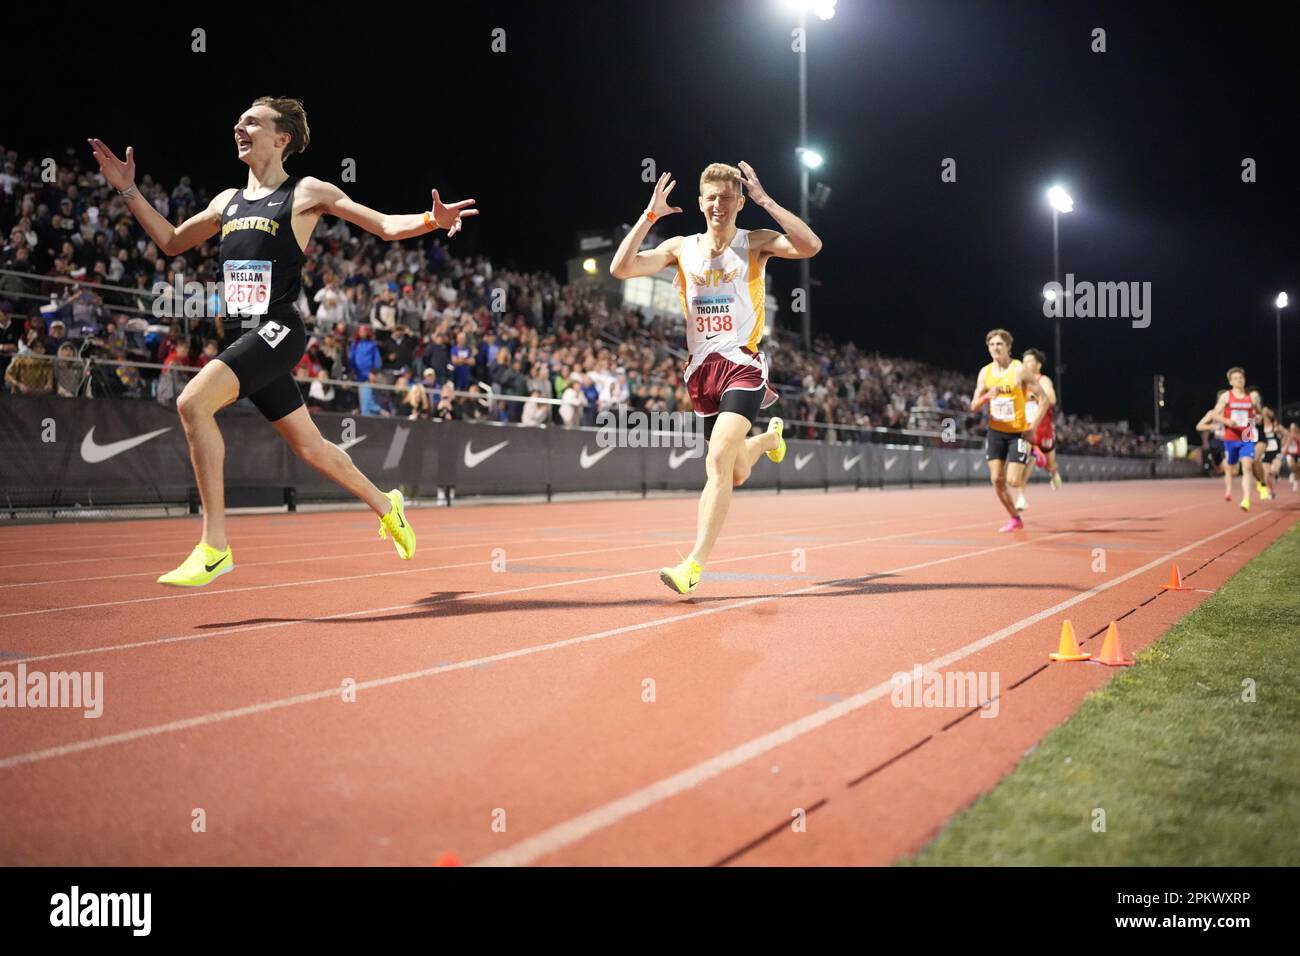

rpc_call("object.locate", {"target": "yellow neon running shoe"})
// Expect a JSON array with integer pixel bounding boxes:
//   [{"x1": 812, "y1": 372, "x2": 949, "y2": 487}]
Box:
[
  {"x1": 1257, "y1": 482, "x2": 1272, "y2": 501},
  {"x1": 766, "y1": 417, "x2": 787, "y2": 463},
  {"x1": 157, "y1": 541, "x2": 233, "y2": 587},
  {"x1": 378, "y1": 489, "x2": 416, "y2": 559},
  {"x1": 1240, "y1": 496, "x2": 1251, "y2": 512},
  {"x1": 659, "y1": 556, "x2": 702, "y2": 595}
]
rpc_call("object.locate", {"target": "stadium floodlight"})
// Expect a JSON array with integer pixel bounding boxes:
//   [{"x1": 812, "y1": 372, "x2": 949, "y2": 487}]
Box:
[
  {"x1": 797, "y1": 147, "x2": 825, "y2": 170},
  {"x1": 1047, "y1": 185, "x2": 1074, "y2": 214},
  {"x1": 781, "y1": 0, "x2": 837, "y2": 20},
  {"x1": 582, "y1": 258, "x2": 598, "y2": 275},
  {"x1": 1043, "y1": 288, "x2": 1058, "y2": 302},
  {"x1": 1277, "y1": 292, "x2": 1289, "y2": 309}
]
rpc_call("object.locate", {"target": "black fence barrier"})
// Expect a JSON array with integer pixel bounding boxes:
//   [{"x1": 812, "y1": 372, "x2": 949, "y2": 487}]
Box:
[{"x1": 0, "y1": 396, "x2": 1201, "y2": 510}]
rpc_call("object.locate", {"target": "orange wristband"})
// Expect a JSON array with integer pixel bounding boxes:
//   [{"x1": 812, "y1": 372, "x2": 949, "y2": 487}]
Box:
[
  {"x1": 423, "y1": 211, "x2": 434, "y2": 231},
  {"x1": 643, "y1": 210, "x2": 657, "y2": 223}
]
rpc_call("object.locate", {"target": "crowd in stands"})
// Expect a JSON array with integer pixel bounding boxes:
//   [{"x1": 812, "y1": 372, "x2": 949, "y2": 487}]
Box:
[{"x1": 0, "y1": 143, "x2": 1159, "y2": 456}]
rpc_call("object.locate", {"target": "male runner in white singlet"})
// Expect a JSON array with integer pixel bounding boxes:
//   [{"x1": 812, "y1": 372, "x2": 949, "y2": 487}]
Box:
[{"x1": 610, "y1": 163, "x2": 821, "y2": 594}]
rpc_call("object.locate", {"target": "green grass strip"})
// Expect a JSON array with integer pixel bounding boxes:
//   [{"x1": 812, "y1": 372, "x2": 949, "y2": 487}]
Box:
[{"x1": 908, "y1": 522, "x2": 1300, "y2": 866}]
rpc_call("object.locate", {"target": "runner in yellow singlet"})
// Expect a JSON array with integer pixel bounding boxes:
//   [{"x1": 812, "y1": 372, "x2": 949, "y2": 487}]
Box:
[{"x1": 970, "y1": 328, "x2": 1049, "y2": 532}]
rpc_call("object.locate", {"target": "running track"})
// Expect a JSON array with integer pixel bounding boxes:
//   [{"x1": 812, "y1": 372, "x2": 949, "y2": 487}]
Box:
[{"x1": 1, "y1": 480, "x2": 1295, "y2": 865}]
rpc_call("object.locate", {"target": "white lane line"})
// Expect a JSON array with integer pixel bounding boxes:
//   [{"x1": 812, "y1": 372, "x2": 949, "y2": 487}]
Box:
[
  {"x1": 0, "y1": 519, "x2": 686, "y2": 570},
  {"x1": 473, "y1": 511, "x2": 1269, "y2": 866},
  {"x1": 0, "y1": 500, "x2": 1208, "y2": 769},
  {"x1": 0, "y1": 527, "x2": 716, "y2": 590},
  {"x1": 0, "y1": 505, "x2": 997, "y2": 619}
]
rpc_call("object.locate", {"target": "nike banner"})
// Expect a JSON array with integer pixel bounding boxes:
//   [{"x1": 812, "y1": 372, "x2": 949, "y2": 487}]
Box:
[{"x1": 0, "y1": 396, "x2": 1199, "y2": 507}]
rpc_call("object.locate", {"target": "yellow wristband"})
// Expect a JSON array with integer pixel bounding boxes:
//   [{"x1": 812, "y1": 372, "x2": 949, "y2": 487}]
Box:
[{"x1": 423, "y1": 211, "x2": 434, "y2": 231}]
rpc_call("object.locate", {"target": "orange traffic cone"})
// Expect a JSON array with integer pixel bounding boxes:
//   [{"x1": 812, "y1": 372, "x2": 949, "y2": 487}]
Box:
[
  {"x1": 436, "y1": 851, "x2": 462, "y2": 867},
  {"x1": 1159, "y1": 564, "x2": 1192, "y2": 591},
  {"x1": 1096, "y1": 621, "x2": 1135, "y2": 666},
  {"x1": 1049, "y1": 620, "x2": 1091, "y2": 662}
]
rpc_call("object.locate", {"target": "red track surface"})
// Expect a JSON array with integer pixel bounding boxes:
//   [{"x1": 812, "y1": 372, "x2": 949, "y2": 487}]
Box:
[{"x1": 1, "y1": 480, "x2": 1295, "y2": 866}]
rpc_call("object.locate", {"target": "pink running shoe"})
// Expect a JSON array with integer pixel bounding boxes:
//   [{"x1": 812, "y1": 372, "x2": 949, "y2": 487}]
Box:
[
  {"x1": 1031, "y1": 446, "x2": 1047, "y2": 469},
  {"x1": 999, "y1": 516, "x2": 1024, "y2": 533}
]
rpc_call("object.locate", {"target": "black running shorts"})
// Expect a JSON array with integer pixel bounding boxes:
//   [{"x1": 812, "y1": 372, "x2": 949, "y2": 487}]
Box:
[
  {"x1": 217, "y1": 307, "x2": 307, "y2": 422},
  {"x1": 984, "y1": 428, "x2": 1030, "y2": 465}
]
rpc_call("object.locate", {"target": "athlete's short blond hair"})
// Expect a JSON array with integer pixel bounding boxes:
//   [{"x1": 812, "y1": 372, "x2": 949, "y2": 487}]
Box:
[
  {"x1": 700, "y1": 163, "x2": 742, "y2": 194},
  {"x1": 986, "y1": 328, "x2": 1013, "y2": 348}
]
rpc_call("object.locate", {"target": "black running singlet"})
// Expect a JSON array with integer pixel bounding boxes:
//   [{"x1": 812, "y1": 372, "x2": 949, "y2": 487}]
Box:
[{"x1": 218, "y1": 177, "x2": 305, "y2": 315}]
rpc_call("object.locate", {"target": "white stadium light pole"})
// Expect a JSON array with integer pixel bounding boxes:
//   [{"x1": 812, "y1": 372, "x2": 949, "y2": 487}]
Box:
[
  {"x1": 1276, "y1": 291, "x2": 1289, "y2": 416},
  {"x1": 782, "y1": 0, "x2": 836, "y2": 352},
  {"x1": 1046, "y1": 185, "x2": 1074, "y2": 411}
]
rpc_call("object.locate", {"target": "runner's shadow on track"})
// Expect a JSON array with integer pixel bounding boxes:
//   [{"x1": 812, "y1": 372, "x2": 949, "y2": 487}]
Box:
[
  {"x1": 194, "y1": 580, "x2": 1084, "y2": 627},
  {"x1": 1037, "y1": 527, "x2": 1162, "y2": 534}
]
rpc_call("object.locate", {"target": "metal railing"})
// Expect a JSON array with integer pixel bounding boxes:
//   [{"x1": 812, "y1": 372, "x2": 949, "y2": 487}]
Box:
[{"x1": 3, "y1": 351, "x2": 1171, "y2": 454}]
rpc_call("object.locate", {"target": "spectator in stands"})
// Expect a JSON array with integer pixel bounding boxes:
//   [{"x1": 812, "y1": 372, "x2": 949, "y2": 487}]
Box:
[
  {"x1": 317, "y1": 331, "x2": 342, "y2": 378},
  {"x1": 156, "y1": 340, "x2": 193, "y2": 406},
  {"x1": 307, "y1": 369, "x2": 336, "y2": 413},
  {"x1": 44, "y1": 319, "x2": 68, "y2": 354},
  {"x1": 559, "y1": 375, "x2": 584, "y2": 427},
  {"x1": 358, "y1": 369, "x2": 390, "y2": 417},
  {"x1": 580, "y1": 373, "x2": 599, "y2": 427},
  {"x1": 294, "y1": 339, "x2": 324, "y2": 381},
  {"x1": 312, "y1": 275, "x2": 349, "y2": 333},
  {"x1": 397, "y1": 284, "x2": 422, "y2": 329},
  {"x1": 420, "y1": 329, "x2": 451, "y2": 384},
  {"x1": 5, "y1": 338, "x2": 53, "y2": 394},
  {"x1": 109, "y1": 348, "x2": 144, "y2": 398},
  {"x1": 0, "y1": 305, "x2": 20, "y2": 380},
  {"x1": 419, "y1": 367, "x2": 437, "y2": 401},
  {"x1": 398, "y1": 373, "x2": 431, "y2": 419},
  {"x1": 54, "y1": 342, "x2": 83, "y2": 397},
  {"x1": 348, "y1": 324, "x2": 381, "y2": 383},
  {"x1": 432, "y1": 381, "x2": 456, "y2": 421},
  {"x1": 370, "y1": 288, "x2": 397, "y2": 336},
  {"x1": 522, "y1": 389, "x2": 551, "y2": 426},
  {"x1": 196, "y1": 339, "x2": 220, "y2": 368},
  {"x1": 450, "y1": 331, "x2": 473, "y2": 390},
  {"x1": 458, "y1": 383, "x2": 487, "y2": 422},
  {"x1": 385, "y1": 324, "x2": 417, "y2": 373}
]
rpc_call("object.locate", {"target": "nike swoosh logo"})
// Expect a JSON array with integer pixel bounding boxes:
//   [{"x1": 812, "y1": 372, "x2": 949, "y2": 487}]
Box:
[
  {"x1": 580, "y1": 445, "x2": 616, "y2": 469},
  {"x1": 80, "y1": 426, "x2": 172, "y2": 464},
  {"x1": 883, "y1": 455, "x2": 898, "y2": 470},
  {"x1": 668, "y1": 447, "x2": 702, "y2": 469},
  {"x1": 842, "y1": 454, "x2": 863, "y2": 471},
  {"x1": 337, "y1": 435, "x2": 368, "y2": 453},
  {"x1": 947, "y1": 459, "x2": 960, "y2": 471},
  {"x1": 464, "y1": 440, "x2": 510, "y2": 468},
  {"x1": 794, "y1": 452, "x2": 814, "y2": 470},
  {"x1": 268, "y1": 201, "x2": 283, "y2": 206},
  {"x1": 918, "y1": 458, "x2": 931, "y2": 471},
  {"x1": 204, "y1": 553, "x2": 228, "y2": 573}
]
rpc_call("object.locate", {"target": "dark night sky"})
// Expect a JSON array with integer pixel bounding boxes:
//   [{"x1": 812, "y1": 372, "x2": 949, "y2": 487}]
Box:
[{"x1": 9, "y1": 0, "x2": 1297, "y2": 435}]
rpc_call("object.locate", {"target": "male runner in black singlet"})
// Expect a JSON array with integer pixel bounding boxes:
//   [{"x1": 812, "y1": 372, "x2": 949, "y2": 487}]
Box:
[{"x1": 89, "y1": 97, "x2": 477, "y2": 585}]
